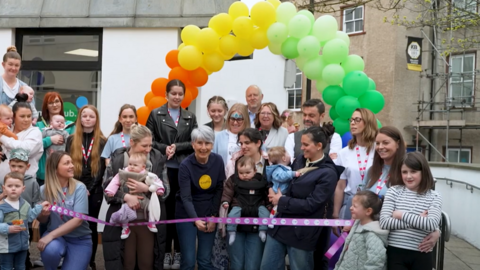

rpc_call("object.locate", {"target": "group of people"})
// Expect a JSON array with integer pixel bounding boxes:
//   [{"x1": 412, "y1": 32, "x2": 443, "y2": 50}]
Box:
[{"x1": 0, "y1": 44, "x2": 443, "y2": 270}]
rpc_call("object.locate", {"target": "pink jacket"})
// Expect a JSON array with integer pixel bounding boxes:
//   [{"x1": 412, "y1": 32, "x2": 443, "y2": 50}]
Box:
[{"x1": 105, "y1": 168, "x2": 165, "y2": 196}]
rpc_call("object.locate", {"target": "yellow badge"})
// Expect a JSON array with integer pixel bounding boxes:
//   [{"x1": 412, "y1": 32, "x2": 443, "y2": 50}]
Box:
[{"x1": 199, "y1": 175, "x2": 212, "y2": 190}]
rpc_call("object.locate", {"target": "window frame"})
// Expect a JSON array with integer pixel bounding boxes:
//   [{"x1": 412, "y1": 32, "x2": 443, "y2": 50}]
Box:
[
  {"x1": 448, "y1": 53, "x2": 476, "y2": 107},
  {"x1": 452, "y1": 0, "x2": 478, "y2": 14},
  {"x1": 286, "y1": 68, "x2": 303, "y2": 111},
  {"x1": 341, "y1": 5, "x2": 365, "y2": 35},
  {"x1": 442, "y1": 146, "x2": 472, "y2": 163}
]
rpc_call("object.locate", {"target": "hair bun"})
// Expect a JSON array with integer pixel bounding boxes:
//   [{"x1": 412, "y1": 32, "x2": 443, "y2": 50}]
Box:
[
  {"x1": 15, "y1": 93, "x2": 28, "y2": 103},
  {"x1": 7, "y1": 46, "x2": 17, "y2": 53}
]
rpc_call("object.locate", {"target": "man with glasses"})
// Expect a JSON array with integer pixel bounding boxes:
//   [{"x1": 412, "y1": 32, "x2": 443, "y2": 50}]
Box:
[{"x1": 245, "y1": 85, "x2": 263, "y2": 128}]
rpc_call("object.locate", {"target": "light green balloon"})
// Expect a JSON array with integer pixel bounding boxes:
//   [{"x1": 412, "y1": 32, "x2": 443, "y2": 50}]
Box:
[
  {"x1": 297, "y1": 35, "x2": 320, "y2": 59},
  {"x1": 335, "y1": 31, "x2": 350, "y2": 46},
  {"x1": 368, "y1": 78, "x2": 376, "y2": 90},
  {"x1": 298, "y1": 10, "x2": 315, "y2": 25},
  {"x1": 281, "y1": 37, "x2": 300, "y2": 59},
  {"x1": 288, "y1": 15, "x2": 312, "y2": 39},
  {"x1": 342, "y1": 55, "x2": 365, "y2": 74},
  {"x1": 316, "y1": 80, "x2": 329, "y2": 94},
  {"x1": 303, "y1": 56, "x2": 326, "y2": 80},
  {"x1": 323, "y1": 39, "x2": 349, "y2": 64},
  {"x1": 333, "y1": 118, "x2": 350, "y2": 135},
  {"x1": 295, "y1": 56, "x2": 309, "y2": 70},
  {"x1": 335, "y1": 96, "x2": 361, "y2": 120},
  {"x1": 322, "y1": 64, "x2": 345, "y2": 85},
  {"x1": 267, "y1": 22, "x2": 288, "y2": 43},
  {"x1": 342, "y1": 71, "x2": 369, "y2": 98},
  {"x1": 268, "y1": 42, "x2": 282, "y2": 55},
  {"x1": 312, "y1": 15, "x2": 338, "y2": 42},
  {"x1": 276, "y1": 2, "x2": 297, "y2": 25},
  {"x1": 322, "y1": 85, "x2": 345, "y2": 106}
]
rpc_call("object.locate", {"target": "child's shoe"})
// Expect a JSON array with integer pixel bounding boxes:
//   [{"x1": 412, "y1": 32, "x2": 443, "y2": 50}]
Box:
[
  {"x1": 148, "y1": 223, "x2": 158, "y2": 233},
  {"x1": 259, "y1": 231, "x2": 266, "y2": 242},
  {"x1": 228, "y1": 232, "x2": 236, "y2": 246},
  {"x1": 121, "y1": 226, "x2": 131, "y2": 239}
]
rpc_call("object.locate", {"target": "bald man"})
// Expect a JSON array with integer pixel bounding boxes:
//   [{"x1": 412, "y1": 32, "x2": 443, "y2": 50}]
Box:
[{"x1": 245, "y1": 85, "x2": 264, "y2": 127}]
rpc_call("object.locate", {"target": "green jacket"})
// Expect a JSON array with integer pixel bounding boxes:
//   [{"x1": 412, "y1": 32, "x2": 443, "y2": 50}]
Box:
[{"x1": 36, "y1": 118, "x2": 75, "y2": 180}]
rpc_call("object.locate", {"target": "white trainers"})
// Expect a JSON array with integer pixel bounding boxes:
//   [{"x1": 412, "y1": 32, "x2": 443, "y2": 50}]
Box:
[
  {"x1": 121, "y1": 226, "x2": 131, "y2": 239},
  {"x1": 164, "y1": 253, "x2": 172, "y2": 269},
  {"x1": 148, "y1": 224, "x2": 158, "y2": 233},
  {"x1": 171, "y1": 252, "x2": 181, "y2": 269}
]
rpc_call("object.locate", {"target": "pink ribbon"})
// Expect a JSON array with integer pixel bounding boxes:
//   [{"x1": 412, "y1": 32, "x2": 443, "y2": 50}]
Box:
[{"x1": 325, "y1": 232, "x2": 348, "y2": 259}]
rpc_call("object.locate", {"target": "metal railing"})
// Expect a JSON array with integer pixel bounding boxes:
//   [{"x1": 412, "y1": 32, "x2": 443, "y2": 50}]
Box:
[
  {"x1": 435, "y1": 177, "x2": 480, "y2": 193},
  {"x1": 433, "y1": 211, "x2": 452, "y2": 270}
]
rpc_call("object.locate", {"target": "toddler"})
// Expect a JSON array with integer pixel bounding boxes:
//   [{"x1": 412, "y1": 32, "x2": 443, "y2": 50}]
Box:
[
  {"x1": 221, "y1": 156, "x2": 269, "y2": 245},
  {"x1": 9, "y1": 87, "x2": 38, "y2": 125},
  {"x1": 0, "y1": 105, "x2": 18, "y2": 161},
  {"x1": 105, "y1": 153, "x2": 165, "y2": 239},
  {"x1": 334, "y1": 190, "x2": 389, "y2": 270},
  {"x1": 41, "y1": 115, "x2": 69, "y2": 159}
]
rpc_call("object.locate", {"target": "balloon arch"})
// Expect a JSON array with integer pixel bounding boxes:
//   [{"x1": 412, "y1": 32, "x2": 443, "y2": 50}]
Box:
[{"x1": 137, "y1": 0, "x2": 385, "y2": 136}]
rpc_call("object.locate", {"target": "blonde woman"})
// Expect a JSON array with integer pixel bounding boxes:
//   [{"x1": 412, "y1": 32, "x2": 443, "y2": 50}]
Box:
[
  {"x1": 205, "y1": 96, "x2": 228, "y2": 133},
  {"x1": 36, "y1": 151, "x2": 92, "y2": 270},
  {"x1": 254, "y1": 103, "x2": 288, "y2": 150}
]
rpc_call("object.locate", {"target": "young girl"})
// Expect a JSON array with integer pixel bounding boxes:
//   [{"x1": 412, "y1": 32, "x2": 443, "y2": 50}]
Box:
[
  {"x1": 334, "y1": 190, "x2": 389, "y2": 270},
  {"x1": 280, "y1": 109, "x2": 298, "y2": 134},
  {"x1": 205, "y1": 95, "x2": 228, "y2": 133},
  {"x1": 380, "y1": 152, "x2": 442, "y2": 270}
]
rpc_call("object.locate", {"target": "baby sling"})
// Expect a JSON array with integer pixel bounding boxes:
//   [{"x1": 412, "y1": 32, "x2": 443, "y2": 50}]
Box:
[{"x1": 232, "y1": 175, "x2": 267, "y2": 233}]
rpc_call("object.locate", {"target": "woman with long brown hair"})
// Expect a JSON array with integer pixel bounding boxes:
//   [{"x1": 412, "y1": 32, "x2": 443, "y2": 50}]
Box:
[{"x1": 65, "y1": 105, "x2": 106, "y2": 270}]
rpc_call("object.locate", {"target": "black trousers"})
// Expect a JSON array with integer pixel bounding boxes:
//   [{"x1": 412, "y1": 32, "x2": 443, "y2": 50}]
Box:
[
  {"x1": 88, "y1": 192, "x2": 103, "y2": 265},
  {"x1": 165, "y1": 168, "x2": 180, "y2": 253},
  {"x1": 313, "y1": 227, "x2": 331, "y2": 270},
  {"x1": 387, "y1": 246, "x2": 433, "y2": 270}
]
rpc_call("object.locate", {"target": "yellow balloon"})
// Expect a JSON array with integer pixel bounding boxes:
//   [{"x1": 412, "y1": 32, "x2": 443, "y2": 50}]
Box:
[
  {"x1": 268, "y1": 42, "x2": 282, "y2": 55},
  {"x1": 228, "y1": 1, "x2": 249, "y2": 20},
  {"x1": 201, "y1": 64, "x2": 213, "y2": 75},
  {"x1": 203, "y1": 52, "x2": 225, "y2": 72},
  {"x1": 232, "y1": 16, "x2": 254, "y2": 39},
  {"x1": 267, "y1": 0, "x2": 281, "y2": 9},
  {"x1": 209, "y1": 13, "x2": 233, "y2": 36},
  {"x1": 250, "y1": 28, "x2": 269, "y2": 49},
  {"x1": 178, "y1": 45, "x2": 202, "y2": 70},
  {"x1": 181, "y1": 25, "x2": 200, "y2": 45},
  {"x1": 219, "y1": 35, "x2": 239, "y2": 56},
  {"x1": 217, "y1": 49, "x2": 235, "y2": 61},
  {"x1": 237, "y1": 38, "x2": 254, "y2": 56},
  {"x1": 251, "y1": 1, "x2": 276, "y2": 28},
  {"x1": 197, "y1": 28, "x2": 220, "y2": 53},
  {"x1": 178, "y1": 43, "x2": 185, "y2": 50}
]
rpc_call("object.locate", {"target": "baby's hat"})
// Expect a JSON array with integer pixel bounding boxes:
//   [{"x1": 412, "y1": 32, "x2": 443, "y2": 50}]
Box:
[{"x1": 10, "y1": 148, "x2": 29, "y2": 162}]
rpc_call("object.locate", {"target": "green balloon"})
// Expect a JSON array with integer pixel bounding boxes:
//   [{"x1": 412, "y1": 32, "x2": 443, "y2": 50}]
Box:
[
  {"x1": 333, "y1": 118, "x2": 350, "y2": 135},
  {"x1": 342, "y1": 55, "x2": 365, "y2": 74},
  {"x1": 268, "y1": 42, "x2": 282, "y2": 55},
  {"x1": 297, "y1": 35, "x2": 320, "y2": 59},
  {"x1": 335, "y1": 95, "x2": 360, "y2": 120},
  {"x1": 335, "y1": 31, "x2": 350, "y2": 46},
  {"x1": 281, "y1": 37, "x2": 300, "y2": 59},
  {"x1": 322, "y1": 39, "x2": 349, "y2": 64},
  {"x1": 288, "y1": 15, "x2": 311, "y2": 39},
  {"x1": 377, "y1": 119, "x2": 382, "y2": 128},
  {"x1": 322, "y1": 85, "x2": 345, "y2": 106},
  {"x1": 298, "y1": 10, "x2": 315, "y2": 25},
  {"x1": 329, "y1": 107, "x2": 339, "y2": 120},
  {"x1": 303, "y1": 56, "x2": 326, "y2": 80},
  {"x1": 63, "y1": 102, "x2": 78, "y2": 122},
  {"x1": 312, "y1": 15, "x2": 338, "y2": 42},
  {"x1": 358, "y1": 90, "x2": 385, "y2": 114},
  {"x1": 295, "y1": 56, "x2": 309, "y2": 70},
  {"x1": 368, "y1": 78, "x2": 376, "y2": 90},
  {"x1": 276, "y1": 2, "x2": 297, "y2": 25},
  {"x1": 342, "y1": 71, "x2": 369, "y2": 97},
  {"x1": 322, "y1": 64, "x2": 345, "y2": 85},
  {"x1": 267, "y1": 22, "x2": 288, "y2": 43},
  {"x1": 316, "y1": 80, "x2": 329, "y2": 94}
]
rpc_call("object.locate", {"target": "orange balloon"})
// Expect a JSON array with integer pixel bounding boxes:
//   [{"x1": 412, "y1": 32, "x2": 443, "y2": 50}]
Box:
[
  {"x1": 181, "y1": 90, "x2": 193, "y2": 109},
  {"x1": 151, "y1": 78, "x2": 168, "y2": 97},
  {"x1": 187, "y1": 85, "x2": 199, "y2": 100},
  {"x1": 188, "y1": 68, "x2": 208, "y2": 87},
  {"x1": 148, "y1": 96, "x2": 168, "y2": 111},
  {"x1": 137, "y1": 106, "x2": 151, "y2": 125},
  {"x1": 144, "y1": 91, "x2": 155, "y2": 105},
  {"x1": 166, "y1": 50, "x2": 180, "y2": 69},
  {"x1": 169, "y1": 67, "x2": 189, "y2": 85}
]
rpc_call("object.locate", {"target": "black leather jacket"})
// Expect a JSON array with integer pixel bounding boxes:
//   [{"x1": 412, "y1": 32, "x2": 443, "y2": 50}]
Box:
[{"x1": 146, "y1": 104, "x2": 198, "y2": 165}]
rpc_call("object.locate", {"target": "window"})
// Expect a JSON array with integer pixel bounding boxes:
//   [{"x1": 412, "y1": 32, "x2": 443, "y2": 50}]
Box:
[
  {"x1": 446, "y1": 148, "x2": 471, "y2": 163},
  {"x1": 342, "y1": 6, "x2": 364, "y2": 34},
  {"x1": 287, "y1": 68, "x2": 302, "y2": 110},
  {"x1": 449, "y1": 54, "x2": 475, "y2": 107},
  {"x1": 452, "y1": 0, "x2": 477, "y2": 14}
]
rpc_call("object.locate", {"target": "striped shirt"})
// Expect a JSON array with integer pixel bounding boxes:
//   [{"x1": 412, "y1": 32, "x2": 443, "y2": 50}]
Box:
[{"x1": 380, "y1": 185, "x2": 442, "y2": 251}]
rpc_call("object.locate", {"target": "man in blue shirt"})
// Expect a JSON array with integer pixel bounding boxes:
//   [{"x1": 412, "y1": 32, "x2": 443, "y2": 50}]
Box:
[{"x1": 245, "y1": 85, "x2": 263, "y2": 128}]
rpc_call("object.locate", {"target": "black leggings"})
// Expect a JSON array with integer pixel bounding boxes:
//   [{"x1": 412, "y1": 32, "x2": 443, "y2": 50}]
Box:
[
  {"x1": 165, "y1": 168, "x2": 181, "y2": 253},
  {"x1": 88, "y1": 192, "x2": 103, "y2": 265},
  {"x1": 387, "y1": 246, "x2": 433, "y2": 270}
]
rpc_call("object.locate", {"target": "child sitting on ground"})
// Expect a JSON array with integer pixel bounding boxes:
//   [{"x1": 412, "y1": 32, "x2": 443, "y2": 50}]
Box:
[
  {"x1": 41, "y1": 115, "x2": 69, "y2": 159},
  {"x1": 221, "y1": 156, "x2": 269, "y2": 245},
  {"x1": 105, "y1": 152, "x2": 165, "y2": 239},
  {"x1": 9, "y1": 88, "x2": 38, "y2": 125}
]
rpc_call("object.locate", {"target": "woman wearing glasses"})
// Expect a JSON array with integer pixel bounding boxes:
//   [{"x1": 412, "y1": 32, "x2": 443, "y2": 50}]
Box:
[
  {"x1": 254, "y1": 103, "x2": 288, "y2": 151},
  {"x1": 333, "y1": 108, "x2": 378, "y2": 222}
]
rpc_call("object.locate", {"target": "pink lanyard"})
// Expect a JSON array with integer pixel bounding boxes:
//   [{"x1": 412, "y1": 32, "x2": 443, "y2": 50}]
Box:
[
  {"x1": 168, "y1": 110, "x2": 179, "y2": 125},
  {"x1": 120, "y1": 132, "x2": 126, "y2": 148},
  {"x1": 355, "y1": 146, "x2": 369, "y2": 181},
  {"x1": 82, "y1": 138, "x2": 94, "y2": 163},
  {"x1": 375, "y1": 173, "x2": 389, "y2": 195}
]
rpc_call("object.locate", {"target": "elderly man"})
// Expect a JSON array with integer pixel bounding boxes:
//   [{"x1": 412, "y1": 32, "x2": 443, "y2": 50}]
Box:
[
  {"x1": 245, "y1": 85, "x2": 263, "y2": 127},
  {"x1": 284, "y1": 99, "x2": 342, "y2": 163}
]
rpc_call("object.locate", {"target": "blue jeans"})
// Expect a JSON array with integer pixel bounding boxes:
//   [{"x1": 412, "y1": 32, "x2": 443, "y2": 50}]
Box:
[
  {"x1": 0, "y1": 250, "x2": 27, "y2": 270},
  {"x1": 260, "y1": 235, "x2": 313, "y2": 270},
  {"x1": 177, "y1": 222, "x2": 216, "y2": 270},
  {"x1": 228, "y1": 231, "x2": 265, "y2": 270},
  {"x1": 40, "y1": 234, "x2": 92, "y2": 270},
  {"x1": 227, "y1": 206, "x2": 270, "y2": 232}
]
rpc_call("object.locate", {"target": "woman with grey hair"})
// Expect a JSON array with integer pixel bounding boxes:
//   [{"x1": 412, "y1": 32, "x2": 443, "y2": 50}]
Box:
[{"x1": 176, "y1": 126, "x2": 225, "y2": 270}]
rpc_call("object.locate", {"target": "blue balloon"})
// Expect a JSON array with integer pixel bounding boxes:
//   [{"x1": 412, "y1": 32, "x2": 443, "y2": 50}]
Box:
[
  {"x1": 76, "y1": 96, "x2": 88, "y2": 108},
  {"x1": 341, "y1": 131, "x2": 352, "y2": 148}
]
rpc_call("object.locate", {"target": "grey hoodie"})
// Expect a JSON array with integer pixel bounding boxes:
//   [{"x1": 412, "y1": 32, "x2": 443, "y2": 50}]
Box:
[{"x1": 335, "y1": 220, "x2": 389, "y2": 270}]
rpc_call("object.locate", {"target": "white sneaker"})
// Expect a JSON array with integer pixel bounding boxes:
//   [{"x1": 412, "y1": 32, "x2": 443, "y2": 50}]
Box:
[
  {"x1": 171, "y1": 252, "x2": 181, "y2": 269},
  {"x1": 164, "y1": 253, "x2": 172, "y2": 269},
  {"x1": 148, "y1": 223, "x2": 158, "y2": 233},
  {"x1": 121, "y1": 226, "x2": 131, "y2": 239},
  {"x1": 33, "y1": 260, "x2": 44, "y2": 267}
]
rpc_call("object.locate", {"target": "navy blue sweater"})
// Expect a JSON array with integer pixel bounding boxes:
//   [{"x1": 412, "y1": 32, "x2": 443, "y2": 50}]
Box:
[{"x1": 175, "y1": 153, "x2": 225, "y2": 219}]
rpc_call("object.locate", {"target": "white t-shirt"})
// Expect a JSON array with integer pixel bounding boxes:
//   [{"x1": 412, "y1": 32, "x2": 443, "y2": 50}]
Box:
[
  {"x1": 2, "y1": 78, "x2": 19, "y2": 99},
  {"x1": 336, "y1": 145, "x2": 374, "y2": 195},
  {"x1": 226, "y1": 130, "x2": 240, "y2": 162},
  {"x1": 5, "y1": 198, "x2": 20, "y2": 210}
]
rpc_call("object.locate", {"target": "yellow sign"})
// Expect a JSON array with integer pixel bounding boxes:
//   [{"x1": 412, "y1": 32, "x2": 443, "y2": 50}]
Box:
[{"x1": 199, "y1": 175, "x2": 212, "y2": 190}]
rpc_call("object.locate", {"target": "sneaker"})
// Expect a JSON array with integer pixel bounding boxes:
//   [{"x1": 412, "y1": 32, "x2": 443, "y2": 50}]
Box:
[
  {"x1": 33, "y1": 260, "x2": 44, "y2": 267},
  {"x1": 148, "y1": 223, "x2": 158, "y2": 233},
  {"x1": 121, "y1": 226, "x2": 131, "y2": 239},
  {"x1": 164, "y1": 253, "x2": 172, "y2": 269},
  {"x1": 171, "y1": 252, "x2": 181, "y2": 269},
  {"x1": 59, "y1": 258, "x2": 64, "y2": 267}
]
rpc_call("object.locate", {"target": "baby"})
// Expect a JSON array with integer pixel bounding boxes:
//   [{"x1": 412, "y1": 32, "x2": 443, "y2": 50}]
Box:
[
  {"x1": 0, "y1": 105, "x2": 18, "y2": 161},
  {"x1": 41, "y1": 115, "x2": 69, "y2": 159},
  {"x1": 105, "y1": 153, "x2": 165, "y2": 239},
  {"x1": 265, "y1": 146, "x2": 301, "y2": 228},
  {"x1": 8, "y1": 86, "x2": 38, "y2": 125}
]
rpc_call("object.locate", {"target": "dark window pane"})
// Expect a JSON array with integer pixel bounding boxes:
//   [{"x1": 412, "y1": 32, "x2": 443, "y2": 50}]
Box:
[
  {"x1": 345, "y1": 22, "x2": 354, "y2": 33},
  {"x1": 354, "y1": 7, "x2": 363, "y2": 19},
  {"x1": 345, "y1": 9, "x2": 354, "y2": 21},
  {"x1": 460, "y1": 151, "x2": 470, "y2": 163},
  {"x1": 295, "y1": 90, "x2": 302, "y2": 108},
  {"x1": 295, "y1": 74, "x2": 302, "y2": 88},
  {"x1": 288, "y1": 91, "x2": 295, "y2": 109},
  {"x1": 355, "y1": 20, "x2": 363, "y2": 32},
  {"x1": 22, "y1": 35, "x2": 99, "y2": 61}
]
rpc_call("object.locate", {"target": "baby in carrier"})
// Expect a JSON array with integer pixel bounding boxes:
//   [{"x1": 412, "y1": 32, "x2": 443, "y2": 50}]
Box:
[
  {"x1": 105, "y1": 153, "x2": 164, "y2": 239},
  {"x1": 221, "y1": 156, "x2": 269, "y2": 245}
]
